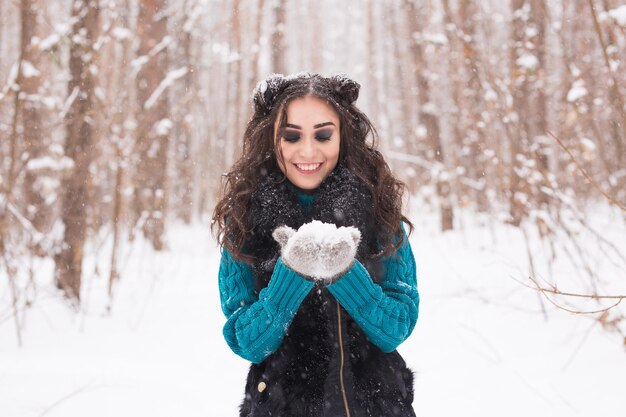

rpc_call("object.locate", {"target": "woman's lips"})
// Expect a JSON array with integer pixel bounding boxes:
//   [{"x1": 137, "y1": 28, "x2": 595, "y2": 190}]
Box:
[{"x1": 294, "y1": 162, "x2": 322, "y2": 174}]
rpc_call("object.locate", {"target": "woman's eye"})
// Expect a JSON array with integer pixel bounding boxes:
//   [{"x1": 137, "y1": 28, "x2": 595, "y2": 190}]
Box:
[
  {"x1": 283, "y1": 133, "x2": 300, "y2": 142},
  {"x1": 315, "y1": 131, "x2": 333, "y2": 141},
  {"x1": 282, "y1": 130, "x2": 332, "y2": 142}
]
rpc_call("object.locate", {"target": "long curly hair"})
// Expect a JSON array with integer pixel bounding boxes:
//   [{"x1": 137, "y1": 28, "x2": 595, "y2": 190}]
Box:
[{"x1": 211, "y1": 73, "x2": 413, "y2": 263}]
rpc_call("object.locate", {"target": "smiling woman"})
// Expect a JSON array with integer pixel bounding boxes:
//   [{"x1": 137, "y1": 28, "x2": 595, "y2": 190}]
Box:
[
  {"x1": 275, "y1": 96, "x2": 341, "y2": 191},
  {"x1": 211, "y1": 73, "x2": 419, "y2": 417}
]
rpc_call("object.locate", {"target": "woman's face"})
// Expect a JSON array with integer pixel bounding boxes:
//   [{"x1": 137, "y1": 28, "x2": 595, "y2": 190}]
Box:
[{"x1": 275, "y1": 96, "x2": 341, "y2": 191}]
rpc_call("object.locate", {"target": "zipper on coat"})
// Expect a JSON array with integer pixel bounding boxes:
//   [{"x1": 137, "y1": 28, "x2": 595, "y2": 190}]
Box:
[{"x1": 337, "y1": 302, "x2": 352, "y2": 417}]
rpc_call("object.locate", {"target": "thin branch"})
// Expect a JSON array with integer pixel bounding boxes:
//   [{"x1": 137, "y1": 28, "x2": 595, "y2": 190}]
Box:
[
  {"x1": 546, "y1": 130, "x2": 626, "y2": 211},
  {"x1": 513, "y1": 274, "x2": 625, "y2": 315},
  {"x1": 527, "y1": 277, "x2": 626, "y2": 300}
]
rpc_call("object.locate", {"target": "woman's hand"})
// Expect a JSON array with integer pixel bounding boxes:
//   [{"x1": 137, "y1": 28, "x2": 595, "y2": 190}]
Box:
[{"x1": 273, "y1": 220, "x2": 361, "y2": 282}]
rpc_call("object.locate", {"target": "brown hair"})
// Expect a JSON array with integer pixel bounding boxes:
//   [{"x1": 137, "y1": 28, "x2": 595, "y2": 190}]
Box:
[{"x1": 211, "y1": 73, "x2": 412, "y2": 263}]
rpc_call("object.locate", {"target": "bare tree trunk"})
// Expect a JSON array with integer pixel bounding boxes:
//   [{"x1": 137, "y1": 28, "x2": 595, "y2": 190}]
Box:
[
  {"x1": 108, "y1": 147, "x2": 123, "y2": 299},
  {"x1": 459, "y1": 0, "x2": 488, "y2": 212},
  {"x1": 133, "y1": 0, "x2": 170, "y2": 250},
  {"x1": 198, "y1": 11, "x2": 225, "y2": 217},
  {"x1": 271, "y1": 0, "x2": 287, "y2": 74},
  {"x1": 55, "y1": 0, "x2": 100, "y2": 304},
  {"x1": 599, "y1": 0, "x2": 624, "y2": 174},
  {"x1": 507, "y1": 0, "x2": 551, "y2": 226},
  {"x1": 405, "y1": 0, "x2": 453, "y2": 231},
  {"x1": 222, "y1": 0, "x2": 240, "y2": 167},
  {"x1": 366, "y1": 0, "x2": 379, "y2": 128},
  {"x1": 248, "y1": 0, "x2": 265, "y2": 115},
  {"x1": 229, "y1": 0, "x2": 242, "y2": 162},
  {"x1": 0, "y1": 1, "x2": 3, "y2": 59},
  {"x1": 556, "y1": 0, "x2": 594, "y2": 188},
  {"x1": 381, "y1": 1, "x2": 420, "y2": 191},
  {"x1": 179, "y1": 2, "x2": 195, "y2": 224},
  {"x1": 310, "y1": 0, "x2": 321, "y2": 71},
  {"x1": 441, "y1": 0, "x2": 469, "y2": 210},
  {"x1": 597, "y1": 0, "x2": 626, "y2": 204},
  {"x1": 389, "y1": 3, "x2": 412, "y2": 148},
  {"x1": 530, "y1": 0, "x2": 551, "y2": 226},
  {"x1": 378, "y1": 4, "x2": 394, "y2": 158},
  {"x1": 509, "y1": 0, "x2": 532, "y2": 226},
  {"x1": 381, "y1": 4, "x2": 399, "y2": 163},
  {"x1": 588, "y1": 0, "x2": 625, "y2": 170},
  {"x1": 0, "y1": 0, "x2": 22, "y2": 269},
  {"x1": 19, "y1": 0, "x2": 50, "y2": 238},
  {"x1": 106, "y1": 0, "x2": 132, "y2": 300}
]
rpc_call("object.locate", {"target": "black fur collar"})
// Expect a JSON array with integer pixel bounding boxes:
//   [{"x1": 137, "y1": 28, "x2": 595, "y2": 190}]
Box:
[{"x1": 244, "y1": 165, "x2": 379, "y2": 290}]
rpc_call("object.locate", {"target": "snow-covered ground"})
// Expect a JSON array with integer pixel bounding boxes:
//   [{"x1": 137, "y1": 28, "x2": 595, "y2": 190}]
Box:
[{"x1": 1, "y1": 206, "x2": 625, "y2": 417}]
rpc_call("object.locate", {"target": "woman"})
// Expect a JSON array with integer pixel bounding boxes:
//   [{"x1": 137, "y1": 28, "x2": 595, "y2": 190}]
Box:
[{"x1": 212, "y1": 73, "x2": 420, "y2": 417}]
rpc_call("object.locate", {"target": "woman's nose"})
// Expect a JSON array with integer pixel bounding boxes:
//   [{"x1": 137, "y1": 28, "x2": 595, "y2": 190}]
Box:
[{"x1": 298, "y1": 137, "x2": 317, "y2": 158}]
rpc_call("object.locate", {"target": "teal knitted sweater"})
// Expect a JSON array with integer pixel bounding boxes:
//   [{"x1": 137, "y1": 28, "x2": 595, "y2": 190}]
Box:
[{"x1": 218, "y1": 192, "x2": 420, "y2": 364}]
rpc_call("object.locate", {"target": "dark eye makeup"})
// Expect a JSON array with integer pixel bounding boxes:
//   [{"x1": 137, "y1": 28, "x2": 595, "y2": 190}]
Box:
[
  {"x1": 282, "y1": 129, "x2": 334, "y2": 143},
  {"x1": 315, "y1": 130, "x2": 333, "y2": 141},
  {"x1": 283, "y1": 132, "x2": 301, "y2": 142}
]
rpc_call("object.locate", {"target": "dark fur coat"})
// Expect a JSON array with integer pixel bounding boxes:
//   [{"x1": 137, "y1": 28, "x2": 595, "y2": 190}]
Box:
[{"x1": 239, "y1": 166, "x2": 416, "y2": 417}]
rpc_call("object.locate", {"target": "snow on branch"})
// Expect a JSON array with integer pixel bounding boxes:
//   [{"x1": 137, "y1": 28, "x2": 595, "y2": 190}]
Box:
[
  {"x1": 26, "y1": 156, "x2": 75, "y2": 172},
  {"x1": 0, "y1": 63, "x2": 20, "y2": 100},
  {"x1": 38, "y1": 23, "x2": 71, "y2": 51},
  {"x1": 603, "y1": 5, "x2": 626, "y2": 26},
  {"x1": 131, "y1": 36, "x2": 172, "y2": 77},
  {"x1": 0, "y1": 197, "x2": 47, "y2": 248},
  {"x1": 59, "y1": 87, "x2": 79, "y2": 118},
  {"x1": 20, "y1": 61, "x2": 40, "y2": 78},
  {"x1": 566, "y1": 80, "x2": 588, "y2": 102},
  {"x1": 144, "y1": 67, "x2": 188, "y2": 110},
  {"x1": 183, "y1": 0, "x2": 205, "y2": 33},
  {"x1": 386, "y1": 150, "x2": 485, "y2": 191},
  {"x1": 516, "y1": 53, "x2": 539, "y2": 70}
]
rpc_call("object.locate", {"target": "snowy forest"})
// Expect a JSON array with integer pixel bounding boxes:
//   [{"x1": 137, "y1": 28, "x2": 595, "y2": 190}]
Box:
[{"x1": 1, "y1": 0, "x2": 626, "y2": 416}]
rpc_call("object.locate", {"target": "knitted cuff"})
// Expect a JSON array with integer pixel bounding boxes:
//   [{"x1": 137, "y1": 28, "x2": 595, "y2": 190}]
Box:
[
  {"x1": 326, "y1": 260, "x2": 382, "y2": 310},
  {"x1": 261, "y1": 257, "x2": 315, "y2": 313}
]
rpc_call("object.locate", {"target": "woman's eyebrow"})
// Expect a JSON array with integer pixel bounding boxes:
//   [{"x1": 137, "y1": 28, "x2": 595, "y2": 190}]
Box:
[{"x1": 285, "y1": 122, "x2": 336, "y2": 130}]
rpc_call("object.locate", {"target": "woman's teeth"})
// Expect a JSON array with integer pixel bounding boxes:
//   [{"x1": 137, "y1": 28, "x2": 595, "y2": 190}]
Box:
[{"x1": 296, "y1": 163, "x2": 321, "y2": 171}]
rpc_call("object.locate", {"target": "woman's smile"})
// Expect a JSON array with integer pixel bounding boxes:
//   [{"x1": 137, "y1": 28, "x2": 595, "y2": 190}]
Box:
[
  {"x1": 275, "y1": 96, "x2": 341, "y2": 190},
  {"x1": 294, "y1": 162, "x2": 323, "y2": 173}
]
